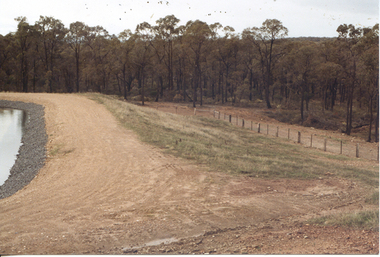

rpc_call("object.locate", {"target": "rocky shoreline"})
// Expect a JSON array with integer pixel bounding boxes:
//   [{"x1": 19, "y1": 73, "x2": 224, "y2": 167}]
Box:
[{"x1": 0, "y1": 100, "x2": 47, "y2": 199}]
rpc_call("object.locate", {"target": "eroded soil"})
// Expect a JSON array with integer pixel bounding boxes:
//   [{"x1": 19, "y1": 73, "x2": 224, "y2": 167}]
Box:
[{"x1": 0, "y1": 94, "x2": 378, "y2": 254}]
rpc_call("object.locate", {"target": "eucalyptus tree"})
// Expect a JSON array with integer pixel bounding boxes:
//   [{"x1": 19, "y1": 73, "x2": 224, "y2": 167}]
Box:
[
  {"x1": 14, "y1": 17, "x2": 36, "y2": 92},
  {"x1": 315, "y1": 60, "x2": 342, "y2": 111},
  {"x1": 116, "y1": 29, "x2": 136, "y2": 100},
  {"x1": 242, "y1": 19, "x2": 288, "y2": 108},
  {"x1": 0, "y1": 33, "x2": 14, "y2": 91},
  {"x1": 336, "y1": 24, "x2": 363, "y2": 135},
  {"x1": 241, "y1": 32, "x2": 262, "y2": 102},
  {"x1": 206, "y1": 23, "x2": 223, "y2": 101},
  {"x1": 183, "y1": 20, "x2": 212, "y2": 107},
  {"x1": 35, "y1": 16, "x2": 68, "y2": 92},
  {"x1": 356, "y1": 24, "x2": 379, "y2": 141},
  {"x1": 84, "y1": 26, "x2": 111, "y2": 93},
  {"x1": 151, "y1": 19, "x2": 170, "y2": 100},
  {"x1": 317, "y1": 40, "x2": 343, "y2": 110},
  {"x1": 211, "y1": 24, "x2": 239, "y2": 103},
  {"x1": 286, "y1": 42, "x2": 318, "y2": 122},
  {"x1": 0, "y1": 35, "x2": 10, "y2": 71},
  {"x1": 154, "y1": 15, "x2": 180, "y2": 93},
  {"x1": 66, "y1": 21, "x2": 89, "y2": 92},
  {"x1": 134, "y1": 22, "x2": 154, "y2": 105},
  {"x1": 220, "y1": 27, "x2": 240, "y2": 103},
  {"x1": 174, "y1": 24, "x2": 191, "y2": 101}
]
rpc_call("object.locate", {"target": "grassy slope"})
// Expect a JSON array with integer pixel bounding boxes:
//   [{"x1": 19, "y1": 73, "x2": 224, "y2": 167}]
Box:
[
  {"x1": 88, "y1": 93, "x2": 378, "y2": 188},
  {"x1": 88, "y1": 93, "x2": 379, "y2": 230}
]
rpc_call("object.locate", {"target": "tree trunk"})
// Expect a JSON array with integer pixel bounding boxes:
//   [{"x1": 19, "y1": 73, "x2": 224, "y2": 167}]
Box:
[
  {"x1": 249, "y1": 70, "x2": 253, "y2": 101},
  {"x1": 155, "y1": 76, "x2": 160, "y2": 102},
  {"x1": 300, "y1": 85, "x2": 305, "y2": 124},
  {"x1": 141, "y1": 74, "x2": 145, "y2": 106},
  {"x1": 221, "y1": 77, "x2": 224, "y2": 104},
  {"x1": 193, "y1": 81, "x2": 196, "y2": 108},
  {"x1": 375, "y1": 92, "x2": 379, "y2": 142},
  {"x1": 211, "y1": 82, "x2": 215, "y2": 99},
  {"x1": 265, "y1": 79, "x2": 271, "y2": 108},
  {"x1": 159, "y1": 75, "x2": 164, "y2": 98},
  {"x1": 76, "y1": 49, "x2": 80, "y2": 92},
  {"x1": 169, "y1": 39, "x2": 173, "y2": 91},
  {"x1": 346, "y1": 95, "x2": 353, "y2": 135},
  {"x1": 183, "y1": 80, "x2": 187, "y2": 102},
  {"x1": 225, "y1": 82, "x2": 228, "y2": 103},
  {"x1": 122, "y1": 66, "x2": 127, "y2": 100},
  {"x1": 32, "y1": 59, "x2": 36, "y2": 92},
  {"x1": 331, "y1": 78, "x2": 337, "y2": 111},
  {"x1": 22, "y1": 56, "x2": 28, "y2": 93},
  {"x1": 368, "y1": 96, "x2": 373, "y2": 142},
  {"x1": 200, "y1": 81, "x2": 203, "y2": 106}
]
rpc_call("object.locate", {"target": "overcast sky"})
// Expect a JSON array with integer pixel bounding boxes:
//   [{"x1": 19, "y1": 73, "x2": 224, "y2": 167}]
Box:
[{"x1": 0, "y1": 0, "x2": 378, "y2": 37}]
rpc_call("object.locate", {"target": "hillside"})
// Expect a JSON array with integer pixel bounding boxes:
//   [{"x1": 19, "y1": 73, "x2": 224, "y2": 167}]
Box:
[{"x1": 0, "y1": 93, "x2": 377, "y2": 254}]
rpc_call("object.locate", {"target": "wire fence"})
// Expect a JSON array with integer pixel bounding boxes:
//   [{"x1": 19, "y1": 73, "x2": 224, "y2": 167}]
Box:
[{"x1": 213, "y1": 111, "x2": 379, "y2": 161}]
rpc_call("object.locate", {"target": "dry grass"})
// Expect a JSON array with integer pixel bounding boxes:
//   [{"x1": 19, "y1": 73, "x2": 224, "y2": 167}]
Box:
[
  {"x1": 87, "y1": 93, "x2": 379, "y2": 186},
  {"x1": 308, "y1": 210, "x2": 379, "y2": 231}
]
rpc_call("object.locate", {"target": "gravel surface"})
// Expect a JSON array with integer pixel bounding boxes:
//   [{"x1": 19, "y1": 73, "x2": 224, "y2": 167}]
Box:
[{"x1": 0, "y1": 100, "x2": 47, "y2": 199}]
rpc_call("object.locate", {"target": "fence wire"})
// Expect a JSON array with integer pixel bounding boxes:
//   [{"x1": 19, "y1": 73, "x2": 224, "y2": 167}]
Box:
[{"x1": 213, "y1": 111, "x2": 379, "y2": 161}]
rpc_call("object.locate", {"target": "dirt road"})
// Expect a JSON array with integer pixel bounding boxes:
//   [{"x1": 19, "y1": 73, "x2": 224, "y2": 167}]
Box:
[{"x1": 0, "y1": 93, "x2": 378, "y2": 254}]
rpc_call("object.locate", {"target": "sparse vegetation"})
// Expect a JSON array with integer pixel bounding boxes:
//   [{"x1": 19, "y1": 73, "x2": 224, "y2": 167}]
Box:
[
  {"x1": 89, "y1": 93, "x2": 379, "y2": 187},
  {"x1": 49, "y1": 143, "x2": 75, "y2": 157},
  {"x1": 308, "y1": 210, "x2": 379, "y2": 231},
  {"x1": 366, "y1": 191, "x2": 379, "y2": 205}
]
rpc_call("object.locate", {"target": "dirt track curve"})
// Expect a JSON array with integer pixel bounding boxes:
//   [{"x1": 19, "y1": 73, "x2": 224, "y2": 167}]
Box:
[{"x1": 0, "y1": 93, "x2": 377, "y2": 254}]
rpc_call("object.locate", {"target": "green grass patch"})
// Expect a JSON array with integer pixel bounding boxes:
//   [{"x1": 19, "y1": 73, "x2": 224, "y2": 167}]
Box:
[
  {"x1": 366, "y1": 191, "x2": 379, "y2": 205},
  {"x1": 311, "y1": 152, "x2": 352, "y2": 161},
  {"x1": 87, "y1": 93, "x2": 379, "y2": 186},
  {"x1": 308, "y1": 210, "x2": 379, "y2": 231}
]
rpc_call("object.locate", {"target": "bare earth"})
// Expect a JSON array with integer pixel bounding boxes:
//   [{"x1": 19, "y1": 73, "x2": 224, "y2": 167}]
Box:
[{"x1": 0, "y1": 93, "x2": 378, "y2": 254}]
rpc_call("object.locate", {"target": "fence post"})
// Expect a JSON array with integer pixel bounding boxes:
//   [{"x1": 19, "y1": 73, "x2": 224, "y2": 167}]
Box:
[
  {"x1": 229, "y1": 115, "x2": 232, "y2": 123},
  {"x1": 324, "y1": 138, "x2": 327, "y2": 151},
  {"x1": 310, "y1": 134, "x2": 313, "y2": 147},
  {"x1": 356, "y1": 143, "x2": 359, "y2": 158},
  {"x1": 242, "y1": 119, "x2": 245, "y2": 128},
  {"x1": 288, "y1": 128, "x2": 290, "y2": 140},
  {"x1": 258, "y1": 123, "x2": 261, "y2": 133},
  {"x1": 251, "y1": 121, "x2": 253, "y2": 130},
  {"x1": 340, "y1": 141, "x2": 343, "y2": 154},
  {"x1": 297, "y1": 131, "x2": 301, "y2": 143},
  {"x1": 267, "y1": 124, "x2": 269, "y2": 135},
  {"x1": 276, "y1": 126, "x2": 279, "y2": 137}
]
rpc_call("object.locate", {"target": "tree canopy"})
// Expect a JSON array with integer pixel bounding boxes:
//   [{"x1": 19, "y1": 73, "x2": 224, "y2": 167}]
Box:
[{"x1": 0, "y1": 15, "x2": 378, "y2": 141}]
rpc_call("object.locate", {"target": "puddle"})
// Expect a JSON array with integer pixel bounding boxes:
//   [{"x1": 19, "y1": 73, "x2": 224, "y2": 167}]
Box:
[
  {"x1": 145, "y1": 237, "x2": 179, "y2": 246},
  {"x1": 0, "y1": 108, "x2": 27, "y2": 185},
  {"x1": 122, "y1": 237, "x2": 179, "y2": 252},
  {"x1": 122, "y1": 233, "x2": 205, "y2": 252}
]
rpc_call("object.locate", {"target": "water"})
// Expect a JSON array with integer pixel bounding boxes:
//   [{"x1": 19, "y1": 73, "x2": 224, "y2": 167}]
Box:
[
  {"x1": 0, "y1": 108, "x2": 27, "y2": 186},
  {"x1": 122, "y1": 237, "x2": 180, "y2": 252}
]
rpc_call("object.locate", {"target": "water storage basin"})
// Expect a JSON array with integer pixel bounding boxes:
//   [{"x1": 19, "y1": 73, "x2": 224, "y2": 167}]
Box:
[{"x1": 0, "y1": 108, "x2": 27, "y2": 186}]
